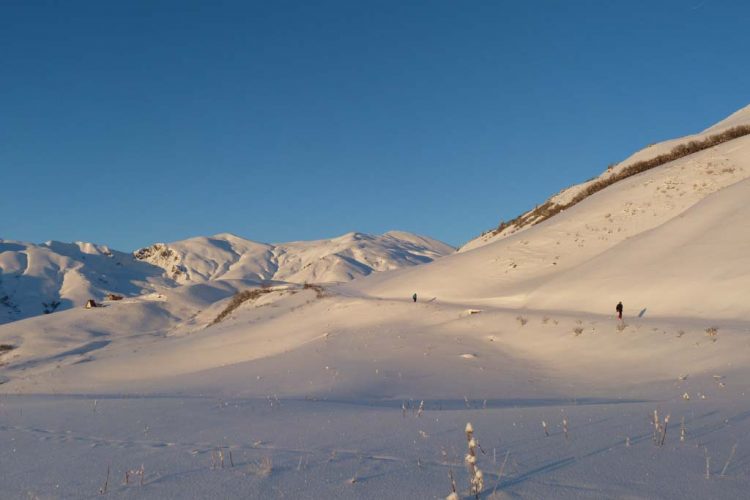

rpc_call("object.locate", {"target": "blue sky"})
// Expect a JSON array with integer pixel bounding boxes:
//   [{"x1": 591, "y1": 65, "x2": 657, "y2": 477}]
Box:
[{"x1": 2, "y1": 0, "x2": 749, "y2": 250}]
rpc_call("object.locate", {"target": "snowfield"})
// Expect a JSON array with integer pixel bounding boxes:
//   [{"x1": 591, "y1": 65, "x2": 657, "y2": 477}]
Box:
[{"x1": 2, "y1": 106, "x2": 750, "y2": 499}]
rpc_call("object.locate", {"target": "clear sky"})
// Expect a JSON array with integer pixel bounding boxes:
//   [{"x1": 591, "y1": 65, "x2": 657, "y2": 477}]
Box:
[{"x1": 2, "y1": 0, "x2": 749, "y2": 250}]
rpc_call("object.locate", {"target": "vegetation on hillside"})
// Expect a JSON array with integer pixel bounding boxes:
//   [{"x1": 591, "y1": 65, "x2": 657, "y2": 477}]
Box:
[{"x1": 483, "y1": 124, "x2": 750, "y2": 240}]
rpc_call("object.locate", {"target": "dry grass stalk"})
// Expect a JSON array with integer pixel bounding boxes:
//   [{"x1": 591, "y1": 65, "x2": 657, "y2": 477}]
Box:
[
  {"x1": 99, "y1": 465, "x2": 110, "y2": 495},
  {"x1": 720, "y1": 443, "x2": 738, "y2": 477},
  {"x1": 446, "y1": 469, "x2": 459, "y2": 500},
  {"x1": 680, "y1": 417, "x2": 686, "y2": 442},
  {"x1": 705, "y1": 452, "x2": 711, "y2": 479},
  {"x1": 659, "y1": 415, "x2": 670, "y2": 446}
]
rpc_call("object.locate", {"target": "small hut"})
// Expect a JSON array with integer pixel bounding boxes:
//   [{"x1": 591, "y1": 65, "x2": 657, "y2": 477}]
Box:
[
  {"x1": 85, "y1": 299, "x2": 98, "y2": 309},
  {"x1": 106, "y1": 293, "x2": 123, "y2": 301}
]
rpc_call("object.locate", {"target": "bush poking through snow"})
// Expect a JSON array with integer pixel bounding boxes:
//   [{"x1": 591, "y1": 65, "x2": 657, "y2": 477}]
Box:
[
  {"x1": 123, "y1": 465, "x2": 145, "y2": 486},
  {"x1": 248, "y1": 456, "x2": 273, "y2": 477},
  {"x1": 573, "y1": 327, "x2": 584, "y2": 336},
  {"x1": 303, "y1": 282, "x2": 326, "y2": 298},
  {"x1": 705, "y1": 326, "x2": 718, "y2": 337},
  {"x1": 210, "y1": 288, "x2": 273, "y2": 325},
  {"x1": 516, "y1": 316, "x2": 528, "y2": 326},
  {"x1": 211, "y1": 449, "x2": 231, "y2": 469}
]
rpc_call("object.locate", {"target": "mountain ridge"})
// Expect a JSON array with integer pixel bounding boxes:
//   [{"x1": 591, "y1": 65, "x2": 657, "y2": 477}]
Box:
[{"x1": 0, "y1": 231, "x2": 454, "y2": 324}]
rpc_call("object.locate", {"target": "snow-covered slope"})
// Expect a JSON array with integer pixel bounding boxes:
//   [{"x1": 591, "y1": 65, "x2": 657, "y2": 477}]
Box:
[
  {"x1": 133, "y1": 231, "x2": 454, "y2": 284},
  {"x1": 462, "y1": 104, "x2": 750, "y2": 251},
  {"x1": 0, "y1": 231, "x2": 453, "y2": 324},
  {"x1": 0, "y1": 240, "x2": 169, "y2": 324},
  {"x1": 356, "y1": 105, "x2": 750, "y2": 321}
]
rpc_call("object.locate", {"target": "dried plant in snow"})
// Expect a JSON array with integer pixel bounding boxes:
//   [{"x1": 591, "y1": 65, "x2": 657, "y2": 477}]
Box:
[
  {"x1": 446, "y1": 469, "x2": 459, "y2": 500},
  {"x1": 720, "y1": 443, "x2": 738, "y2": 477},
  {"x1": 123, "y1": 465, "x2": 145, "y2": 486},
  {"x1": 464, "y1": 423, "x2": 484, "y2": 498},
  {"x1": 659, "y1": 415, "x2": 670, "y2": 446},
  {"x1": 210, "y1": 449, "x2": 226, "y2": 469},
  {"x1": 248, "y1": 456, "x2": 273, "y2": 477},
  {"x1": 680, "y1": 417, "x2": 686, "y2": 442},
  {"x1": 99, "y1": 465, "x2": 110, "y2": 494},
  {"x1": 210, "y1": 288, "x2": 273, "y2": 325}
]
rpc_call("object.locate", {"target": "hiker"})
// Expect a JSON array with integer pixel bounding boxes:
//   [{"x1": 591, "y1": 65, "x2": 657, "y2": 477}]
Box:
[
  {"x1": 616, "y1": 301, "x2": 623, "y2": 320},
  {"x1": 412, "y1": 293, "x2": 417, "y2": 303}
]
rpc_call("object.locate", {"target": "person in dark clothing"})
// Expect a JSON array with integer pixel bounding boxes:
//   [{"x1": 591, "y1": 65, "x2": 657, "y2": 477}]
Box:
[
  {"x1": 616, "y1": 301, "x2": 623, "y2": 320},
  {"x1": 412, "y1": 293, "x2": 417, "y2": 303}
]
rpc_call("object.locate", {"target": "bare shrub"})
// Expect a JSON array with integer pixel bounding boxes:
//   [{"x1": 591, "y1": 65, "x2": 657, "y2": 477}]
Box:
[
  {"x1": 123, "y1": 465, "x2": 145, "y2": 486},
  {"x1": 303, "y1": 282, "x2": 326, "y2": 298},
  {"x1": 210, "y1": 289, "x2": 272, "y2": 325},
  {"x1": 705, "y1": 326, "x2": 718, "y2": 337},
  {"x1": 516, "y1": 316, "x2": 528, "y2": 326},
  {"x1": 573, "y1": 327, "x2": 584, "y2": 336},
  {"x1": 248, "y1": 456, "x2": 273, "y2": 477}
]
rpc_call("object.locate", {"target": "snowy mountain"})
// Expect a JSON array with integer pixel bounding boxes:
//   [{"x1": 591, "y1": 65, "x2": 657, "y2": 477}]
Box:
[
  {"x1": 0, "y1": 240, "x2": 169, "y2": 325},
  {"x1": 0, "y1": 231, "x2": 453, "y2": 324},
  {"x1": 133, "y1": 231, "x2": 454, "y2": 284},
  {"x1": 462, "y1": 103, "x2": 750, "y2": 252}
]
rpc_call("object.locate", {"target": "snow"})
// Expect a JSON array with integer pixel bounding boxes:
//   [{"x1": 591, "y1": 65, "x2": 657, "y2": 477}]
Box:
[
  {"x1": 461, "y1": 103, "x2": 750, "y2": 252},
  {"x1": 2, "y1": 105, "x2": 750, "y2": 499},
  {"x1": 0, "y1": 231, "x2": 453, "y2": 324}
]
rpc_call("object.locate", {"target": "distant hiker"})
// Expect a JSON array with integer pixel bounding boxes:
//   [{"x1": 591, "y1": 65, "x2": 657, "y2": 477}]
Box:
[
  {"x1": 412, "y1": 293, "x2": 417, "y2": 303},
  {"x1": 616, "y1": 301, "x2": 623, "y2": 320}
]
